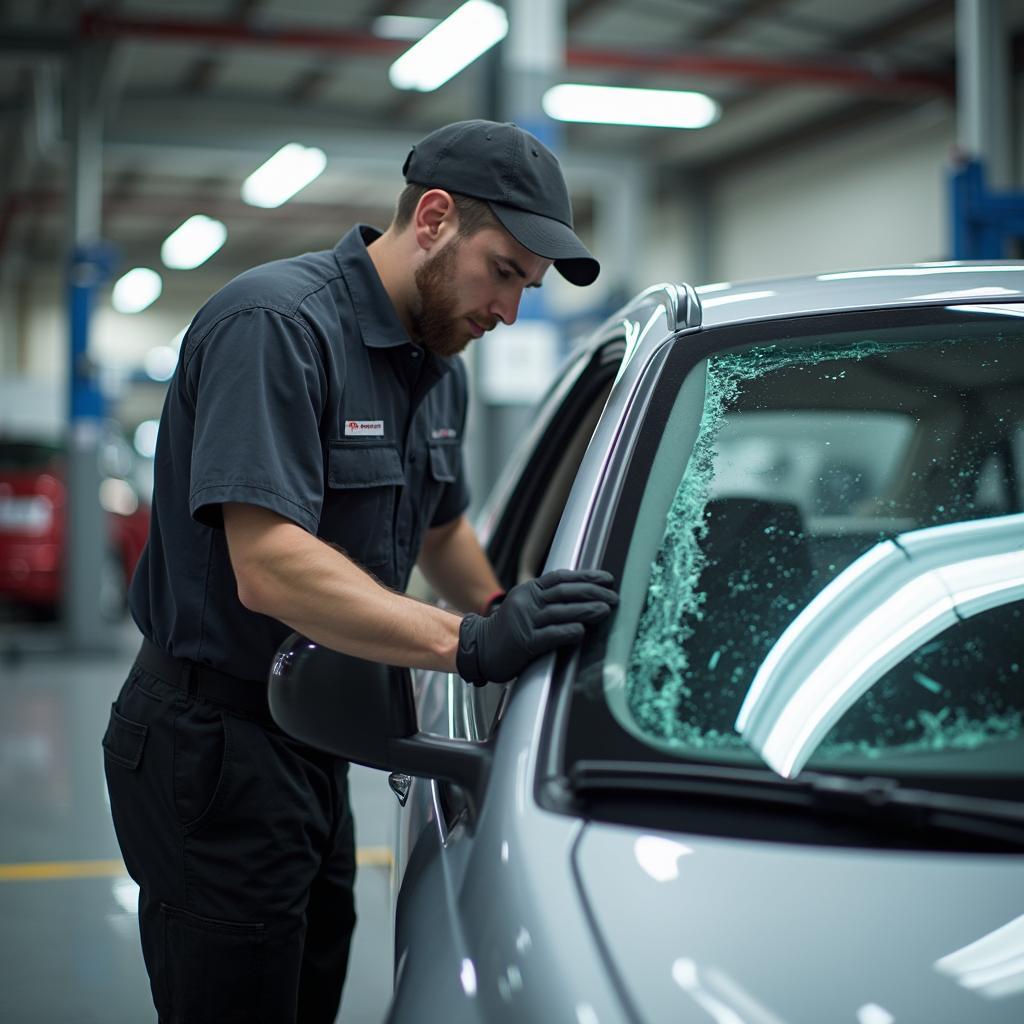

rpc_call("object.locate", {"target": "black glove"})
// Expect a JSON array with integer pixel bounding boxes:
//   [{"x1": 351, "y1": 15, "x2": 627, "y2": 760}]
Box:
[{"x1": 456, "y1": 569, "x2": 618, "y2": 686}]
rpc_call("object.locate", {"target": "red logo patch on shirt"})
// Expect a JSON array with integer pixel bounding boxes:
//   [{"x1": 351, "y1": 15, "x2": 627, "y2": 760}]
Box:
[{"x1": 344, "y1": 420, "x2": 385, "y2": 437}]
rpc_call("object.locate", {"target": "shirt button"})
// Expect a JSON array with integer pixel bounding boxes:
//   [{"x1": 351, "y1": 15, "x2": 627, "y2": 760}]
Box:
[{"x1": 410, "y1": 349, "x2": 420, "y2": 358}]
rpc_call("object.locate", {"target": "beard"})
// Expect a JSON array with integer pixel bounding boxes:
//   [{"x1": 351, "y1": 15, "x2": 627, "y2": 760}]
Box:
[{"x1": 412, "y1": 239, "x2": 472, "y2": 358}]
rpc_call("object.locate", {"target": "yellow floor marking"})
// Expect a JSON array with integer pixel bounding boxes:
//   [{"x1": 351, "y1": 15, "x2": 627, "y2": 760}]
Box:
[
  {"x1": 0, "y1": 859, "x2": 126, "y2": 882},
  {"x1": 0, "y1": 846, "x2": 393, "y2": 882}
]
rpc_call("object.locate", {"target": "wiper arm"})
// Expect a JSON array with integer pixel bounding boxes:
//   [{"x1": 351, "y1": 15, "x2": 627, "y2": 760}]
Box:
[{"x1": 568, "y1": 760, "x2": 1024, "y2": 845}]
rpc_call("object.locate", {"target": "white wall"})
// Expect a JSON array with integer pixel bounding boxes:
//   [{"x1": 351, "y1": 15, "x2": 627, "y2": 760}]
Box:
[
  {"x1": 636, "y1": 190, "x2": 704, "y2": 294},
  {"x1": 709, "y1": 104, "x2": 957, "y2": 284}
]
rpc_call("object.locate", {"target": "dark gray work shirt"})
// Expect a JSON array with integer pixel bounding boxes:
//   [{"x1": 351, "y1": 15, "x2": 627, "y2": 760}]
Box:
[{"x1": 129, "y1": 225, "x2": 470, "y2": 682}]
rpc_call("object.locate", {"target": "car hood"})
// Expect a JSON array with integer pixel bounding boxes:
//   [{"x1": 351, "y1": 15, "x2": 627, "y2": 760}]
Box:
[{"x1": 573, "y1": 821, "x2": 1024, "y2": 1023}]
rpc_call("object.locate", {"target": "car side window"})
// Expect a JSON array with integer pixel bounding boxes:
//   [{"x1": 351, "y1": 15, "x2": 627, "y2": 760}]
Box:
[
  {"x1": 598, "y1": 319, "x2": 1024, "y2": 775},
  {"x1": 461, "y1": 341, "x2": 623, "y2": 735}
]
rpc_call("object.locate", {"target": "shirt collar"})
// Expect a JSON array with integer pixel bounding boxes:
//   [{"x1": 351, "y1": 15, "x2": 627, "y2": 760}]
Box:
[{"x1": 334, "y1": 224, "x2": 413, "y2": 350}]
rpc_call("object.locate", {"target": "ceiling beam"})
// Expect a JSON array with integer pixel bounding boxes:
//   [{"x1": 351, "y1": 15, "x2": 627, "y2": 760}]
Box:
[
  {"x1": 179, "y1": 0, "x2": 264, "y2": 95},
  {"x1": 567, "y1": 0, "x2": 614, "y2": 28},
  {"x1": 77, "y1": 12, "x2": 954, "y2": 97},
  {"x1": 651, "y1": 0, "x2": 958, "y2": 166},
  {"x1": 563, "y1": 45, "x2": 953, "y2": 96},
  {"x1": 692, "y1": 0, "x2": 790, "y2": 43},
  {"x1": 838, "y1": 0, "x2": 953, "y2": 52}
]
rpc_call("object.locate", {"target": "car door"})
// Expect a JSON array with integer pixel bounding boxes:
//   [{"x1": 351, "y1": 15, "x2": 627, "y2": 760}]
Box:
[{"x1": 389, "y1": 332, "x2": 626, "y2": 909}]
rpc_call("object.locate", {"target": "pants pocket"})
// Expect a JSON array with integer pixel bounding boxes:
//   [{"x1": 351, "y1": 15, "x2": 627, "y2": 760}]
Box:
[
  {"x1": 102, "y1": 703, "x2": 148, "y2": 769},
  {"x1": 161, "y1": 904, "x2": 265, "y2": 1024},
  {"x1": 173, "y1": 705, "x2": 231, "y2": 835}
]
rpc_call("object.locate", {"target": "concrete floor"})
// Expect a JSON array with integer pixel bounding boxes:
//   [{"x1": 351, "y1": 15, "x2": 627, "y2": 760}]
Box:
[{"x1": 0, "y1": 615, "x2": 395, "y2": 1023}]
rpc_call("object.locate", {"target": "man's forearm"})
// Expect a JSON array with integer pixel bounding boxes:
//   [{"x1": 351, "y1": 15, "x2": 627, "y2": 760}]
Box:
[
  {"x1": 417, "y1": 514, "x2": 502, "y2": 614},
  {"x1": 224, "y1": 503, "x2": 462, "y2": 671}
]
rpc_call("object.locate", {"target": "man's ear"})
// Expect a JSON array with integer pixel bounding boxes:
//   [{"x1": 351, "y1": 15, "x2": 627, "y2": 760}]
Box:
[{"x1": 413, "y1": 189, "x2": 458, "y2": 252}]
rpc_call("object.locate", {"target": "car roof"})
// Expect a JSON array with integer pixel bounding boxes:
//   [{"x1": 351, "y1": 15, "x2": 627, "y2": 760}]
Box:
[{"x1": 688, "y1": 260, "x2": 1024, "y2": 329}]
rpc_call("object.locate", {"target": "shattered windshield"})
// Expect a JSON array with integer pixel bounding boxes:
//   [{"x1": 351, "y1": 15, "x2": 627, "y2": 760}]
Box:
[{"x1": 597, "y1": 311, "x2": 1024, "y2": 782}]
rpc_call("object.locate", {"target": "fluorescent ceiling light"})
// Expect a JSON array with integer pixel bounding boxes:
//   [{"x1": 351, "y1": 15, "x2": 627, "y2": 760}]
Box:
[
  {"x1": 372, "y1": 15, "x2": 438, "y2": 40},
  {"x1": 543, "y1": 84, "x2": 720, "y2": 129},
  {"x1": 389, "y1": 0, "x2": 508, "y2": 92},
  {"x1": 161, "y1": 214, "x2": 227, "y2": 270},
  {"x1": 144, "y1": 345, "x2": 178, "y2": 382},
  {"x1": 241, "y1": 143, "x2": 327, "y2": 208},
  {"x1": 112, "y1": 268, "x2": 162, "y2": 314}
]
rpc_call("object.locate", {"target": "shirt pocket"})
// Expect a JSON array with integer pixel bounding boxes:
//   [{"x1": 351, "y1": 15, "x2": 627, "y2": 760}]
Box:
[
  {"x1": 323, "y1": 441, "x2": 405, "y2": 571},
  {"x1": 427, "y1": 438, "x2": 459, "y2": 484}
]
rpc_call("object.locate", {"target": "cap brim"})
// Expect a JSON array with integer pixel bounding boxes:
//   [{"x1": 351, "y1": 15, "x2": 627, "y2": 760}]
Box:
[{"x1": 488, "y1": 203, "x2": 600, "y2": 286}]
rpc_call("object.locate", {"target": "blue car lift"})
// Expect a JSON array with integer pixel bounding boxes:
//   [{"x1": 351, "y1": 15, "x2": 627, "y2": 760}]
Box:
[
  {"x1": 951, "y1": 158, "x2": 1024, "y2": 260},
  {"x1": 68, "y1": 241, "x2": 117, "y2": 427}
]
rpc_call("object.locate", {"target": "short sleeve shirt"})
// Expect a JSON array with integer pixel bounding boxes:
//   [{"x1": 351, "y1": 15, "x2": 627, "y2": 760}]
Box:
[{"x1": 129, "y1": 225, "x2": 471, "y2": 681}]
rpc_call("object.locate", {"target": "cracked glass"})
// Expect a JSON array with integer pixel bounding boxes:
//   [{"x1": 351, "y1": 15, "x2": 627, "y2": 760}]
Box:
[{"x1": 602, "y1": 313, "x2": 1024, "y2": 779}]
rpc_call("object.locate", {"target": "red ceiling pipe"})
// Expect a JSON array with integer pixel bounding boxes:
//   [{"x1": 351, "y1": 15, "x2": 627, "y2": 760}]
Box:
[
  {"x1": 80, "y1": 12, "x2": 954, "y2": 97},
  {"x1": 566, "y1": 46, "x2": 954, "y2": 97}
]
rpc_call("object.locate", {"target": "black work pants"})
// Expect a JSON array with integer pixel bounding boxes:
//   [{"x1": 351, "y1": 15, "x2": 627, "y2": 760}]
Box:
[{"x1": 102, "y1": 661, "x2": 357, "y2": 1024}]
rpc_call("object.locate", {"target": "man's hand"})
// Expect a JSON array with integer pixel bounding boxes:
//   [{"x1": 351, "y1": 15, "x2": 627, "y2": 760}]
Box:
[{"x1": 456, "y1": 569, "x2": 618, "y2": 685}]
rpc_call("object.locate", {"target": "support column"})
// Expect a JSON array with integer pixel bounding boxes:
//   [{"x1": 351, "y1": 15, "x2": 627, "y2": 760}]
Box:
[
  {"x1": 956, "y1": 0, "x2": 1012, "y2": 188},
  {"x1": 950, "y1": 1, "x2": 1021, "y2": 258},
  {"x1": 471, "y1": 0, "x2": 567, "y2": 508},
  {"x1": 593, "y1": 159, "x2": 647, "y2": 308},
  {"x1": 66, "y1": 34, "x2": 116, "y2": 651}
]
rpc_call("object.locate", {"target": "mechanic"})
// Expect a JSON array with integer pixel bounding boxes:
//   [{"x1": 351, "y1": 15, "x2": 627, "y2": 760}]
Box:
[{"x1": 101, "y1": 119, "x2": 618, "y2": 1024}]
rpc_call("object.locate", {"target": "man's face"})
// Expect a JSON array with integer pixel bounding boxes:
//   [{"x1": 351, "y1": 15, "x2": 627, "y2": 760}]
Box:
[{"x1": 412, "y1": 226, "x2": 552, "y2": 357}]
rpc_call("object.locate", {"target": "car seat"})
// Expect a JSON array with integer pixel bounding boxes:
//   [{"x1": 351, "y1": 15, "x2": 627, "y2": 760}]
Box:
[{"x1": 672, "y1": 496, "x2": 818, "y2": 738}]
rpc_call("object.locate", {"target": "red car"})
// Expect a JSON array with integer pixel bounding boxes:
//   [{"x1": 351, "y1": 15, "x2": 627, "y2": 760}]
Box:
[{"x1": 0, "y1": 439, "x2": 150, "y2": 619}]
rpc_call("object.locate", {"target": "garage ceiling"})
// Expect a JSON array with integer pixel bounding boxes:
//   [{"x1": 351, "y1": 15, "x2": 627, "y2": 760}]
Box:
[{"x1": 1, "y1": 0, "x2": 1022, "y2": 279}]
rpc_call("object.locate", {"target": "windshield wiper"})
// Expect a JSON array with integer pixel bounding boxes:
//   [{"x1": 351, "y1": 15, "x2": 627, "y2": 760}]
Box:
[{"x1": 567, "y1": 760, "x2": 1024, "y2": 846}]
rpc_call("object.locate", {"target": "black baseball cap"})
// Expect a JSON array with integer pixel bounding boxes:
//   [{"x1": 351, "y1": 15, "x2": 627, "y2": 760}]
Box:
[{"x1": 402, "y1": 119, "x2": 599, "y2": 286}]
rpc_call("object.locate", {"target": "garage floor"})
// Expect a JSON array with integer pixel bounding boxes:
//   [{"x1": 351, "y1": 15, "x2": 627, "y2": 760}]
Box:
[{"x1": 0, "y1": 617, "x2": 394, "y2": 1023}]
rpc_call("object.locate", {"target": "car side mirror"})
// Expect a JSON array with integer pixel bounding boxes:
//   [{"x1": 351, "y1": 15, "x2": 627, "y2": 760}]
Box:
[
  {"x1": 269, "y1": 633, "x2": 491, "y2": 814},
  {"x1": 269, "y1": 633, "x2": 417, "y2": 766}
]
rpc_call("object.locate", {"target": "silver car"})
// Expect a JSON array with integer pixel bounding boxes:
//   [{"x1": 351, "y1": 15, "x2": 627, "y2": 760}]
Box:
[{"x1": 271, "y1": 263, "x2": 1024, "y2": 1023}]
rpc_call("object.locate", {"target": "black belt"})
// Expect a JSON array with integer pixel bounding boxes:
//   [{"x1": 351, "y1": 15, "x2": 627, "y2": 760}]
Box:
[{"x1": 135, "y1": 637, "x2": 274, "y2": 726}]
